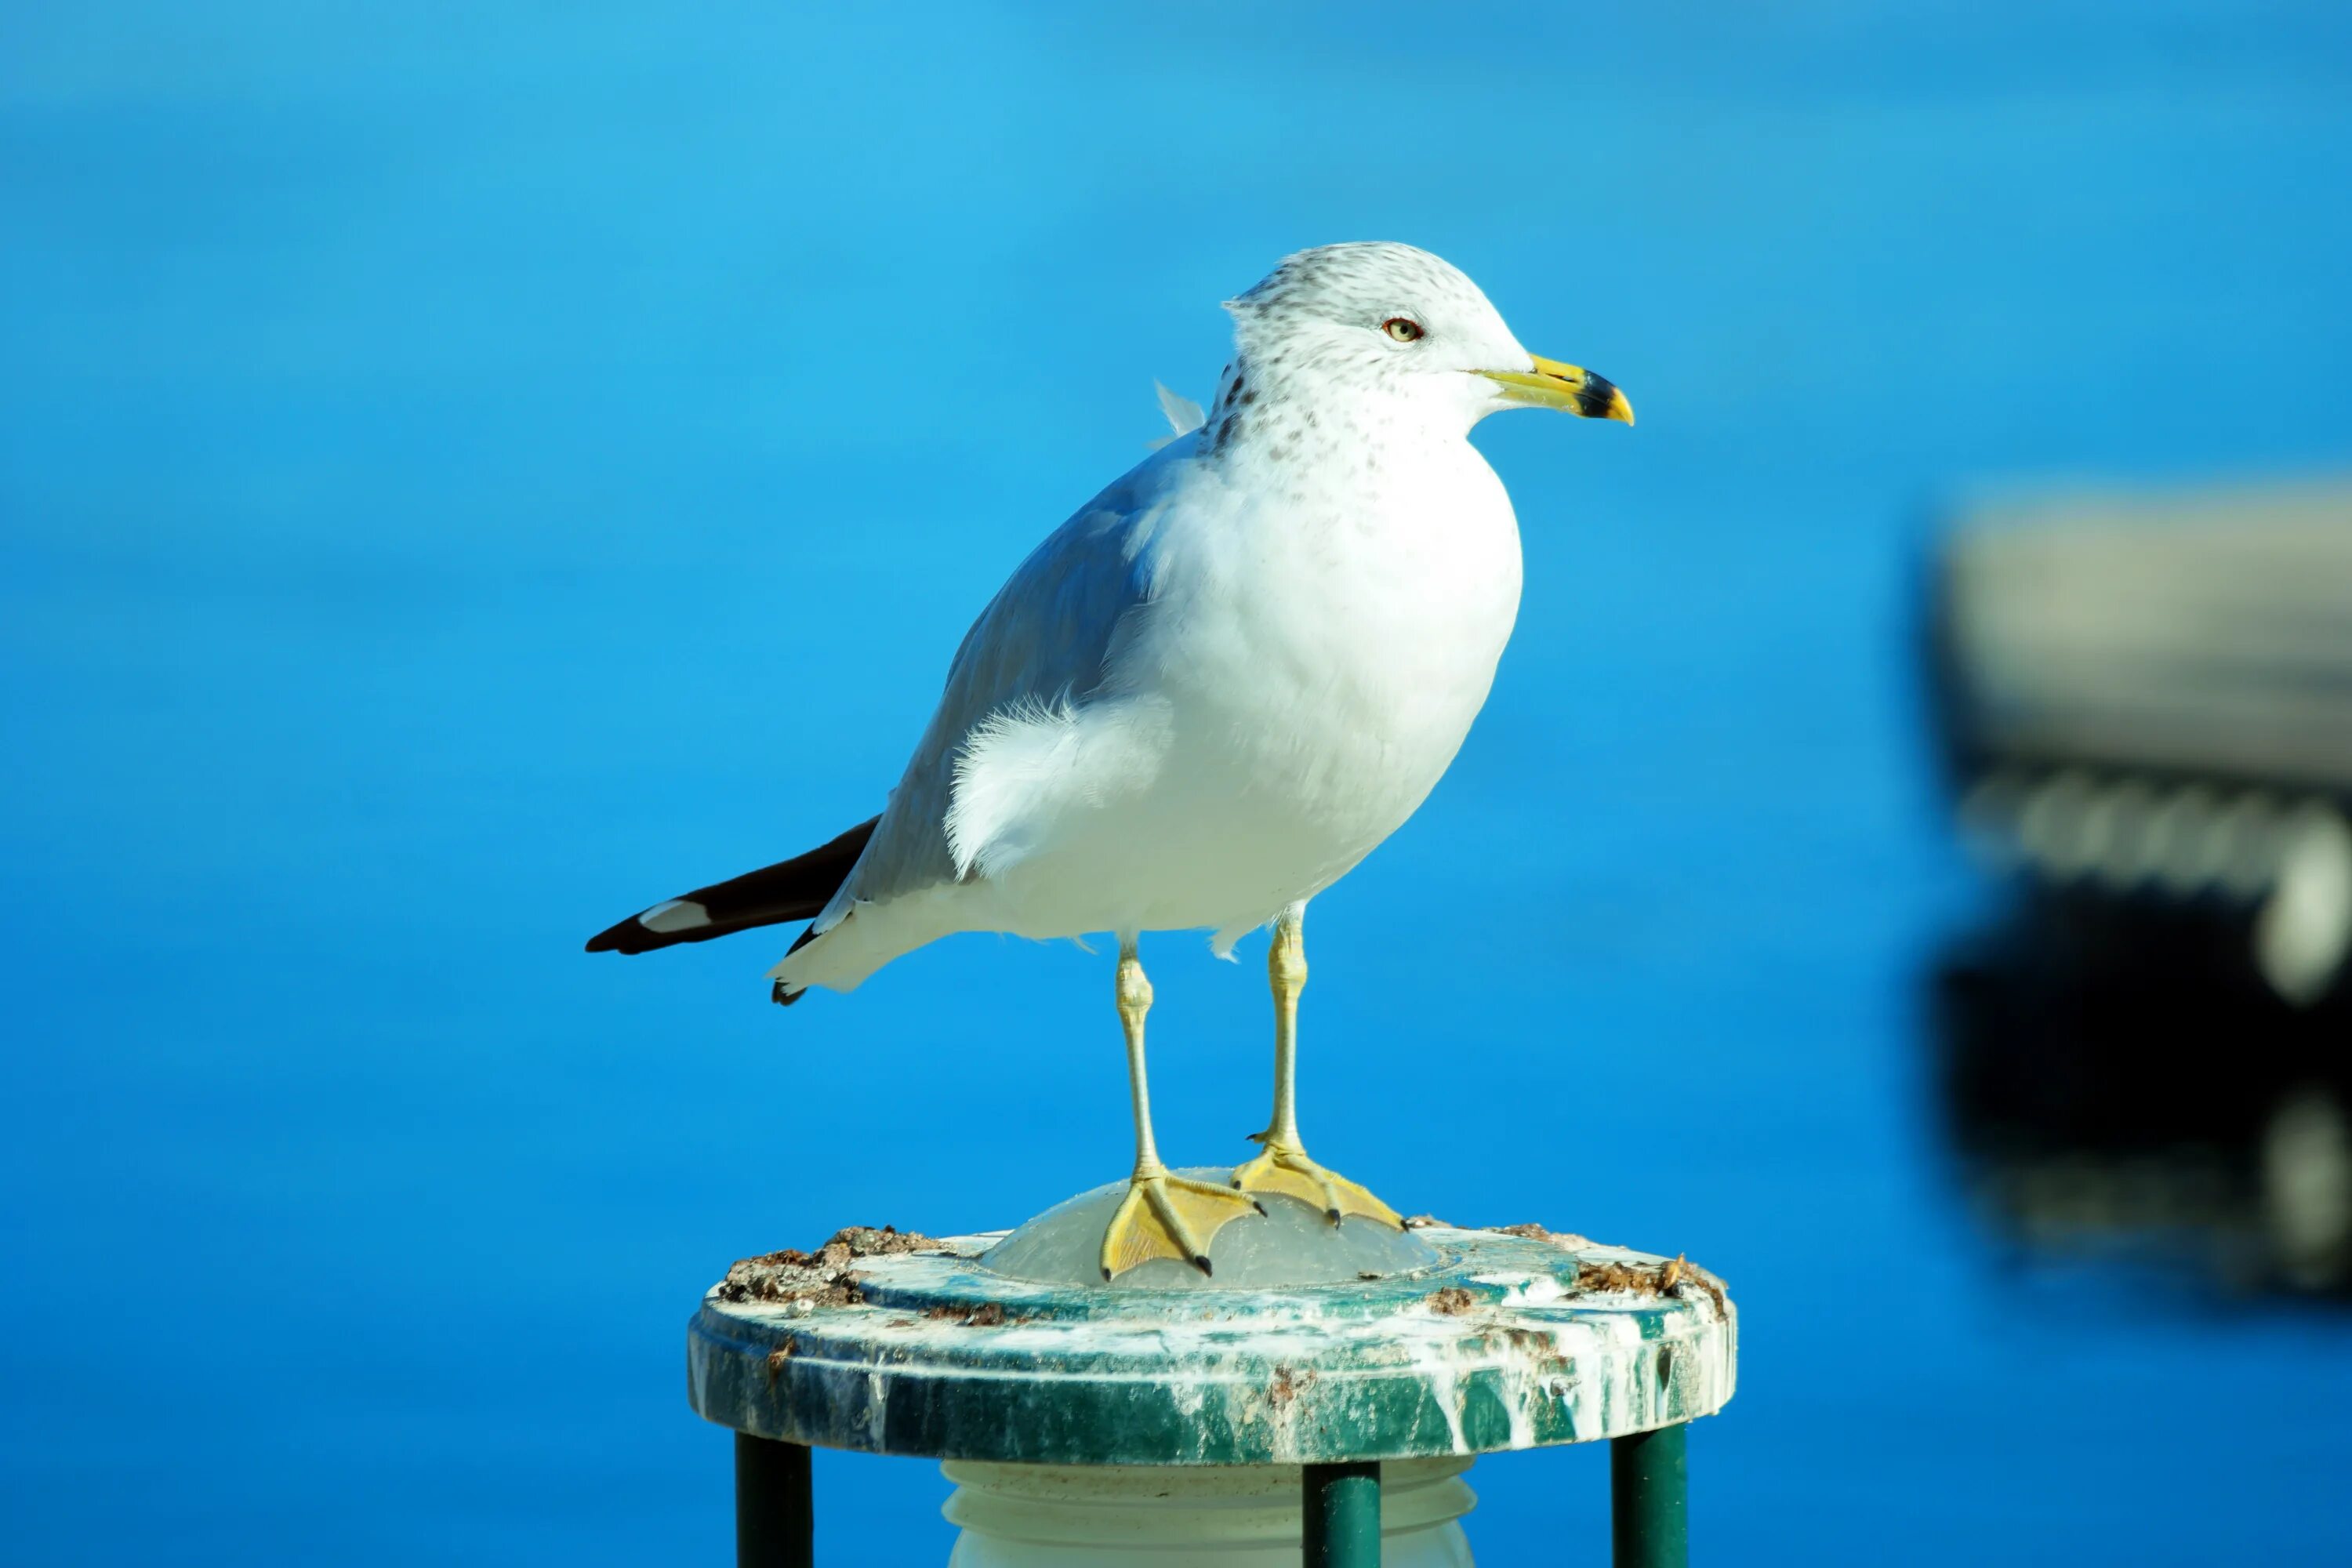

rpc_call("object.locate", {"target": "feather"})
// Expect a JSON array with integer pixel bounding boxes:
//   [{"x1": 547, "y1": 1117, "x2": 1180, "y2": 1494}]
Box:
[
  {"x1": 585, "y1": 816, "x2": 879, "y2": 955},
  {"x1": 1146, "y1": 380, "x2": 1206, "y2": 449}
]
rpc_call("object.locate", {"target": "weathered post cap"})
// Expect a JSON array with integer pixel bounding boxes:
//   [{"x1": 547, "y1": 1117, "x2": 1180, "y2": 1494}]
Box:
[{"x1": 688, "y1": 1206, "x2": 1736, "y2": 1467}]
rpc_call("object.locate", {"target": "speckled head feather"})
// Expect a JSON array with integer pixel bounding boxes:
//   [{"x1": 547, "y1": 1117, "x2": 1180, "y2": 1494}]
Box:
[
  {"x1": 1227, "y1": 241, "x2": 1486, "y2": 324},
  {"x1": 1213, "y1": 242, "x2": 1539, "y2": 434},
  {"x1": 1204, "y1": 241, "x2": 1552, "y2": 446}
]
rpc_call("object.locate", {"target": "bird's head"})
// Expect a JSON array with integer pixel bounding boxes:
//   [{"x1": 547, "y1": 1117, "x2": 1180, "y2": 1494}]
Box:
[{"x1": 1219, "y1": 241, "x2": 1632, "y2": 436}]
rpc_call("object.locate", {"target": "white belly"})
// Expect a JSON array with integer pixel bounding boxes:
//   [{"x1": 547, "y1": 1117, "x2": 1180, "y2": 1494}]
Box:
[{"x1": 984, "y1": 445, "x2": 1523, "y2": 946}]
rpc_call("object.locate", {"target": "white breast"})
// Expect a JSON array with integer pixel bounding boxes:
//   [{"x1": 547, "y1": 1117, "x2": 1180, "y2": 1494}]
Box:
[{"x1": 980, "y1": 431, "x2": 1524, "y2": 946}]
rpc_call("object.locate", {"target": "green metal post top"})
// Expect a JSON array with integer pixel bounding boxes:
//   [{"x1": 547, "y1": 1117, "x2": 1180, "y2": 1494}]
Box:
[{"x1": 688, "y1": 1222, "x2": 1735, "y2": 1467}]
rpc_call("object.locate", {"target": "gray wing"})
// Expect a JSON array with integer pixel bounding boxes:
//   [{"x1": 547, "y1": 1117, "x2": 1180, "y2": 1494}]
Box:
[{"x1": 824, "y1": 437, "x2": 1191, "y2": 914}]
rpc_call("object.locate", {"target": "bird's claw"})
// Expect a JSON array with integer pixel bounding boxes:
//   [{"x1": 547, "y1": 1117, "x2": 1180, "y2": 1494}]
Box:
[
  {"x1": 1101, "y1": 1171, "x2": 1263, "y2": 1279},
  {"x1": 1232, "y1": 1140, "x2": 1403, "y2": 1229}
]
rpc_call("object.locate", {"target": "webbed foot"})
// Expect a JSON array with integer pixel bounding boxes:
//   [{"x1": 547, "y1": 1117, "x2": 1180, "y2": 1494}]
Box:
[
  {"x1": 1101, "y1": 1170, "x2": 1265, "y2": 1279},
  {"x1": 1232, "y1": 1137, "x2": 1403, "y2": 1228}
]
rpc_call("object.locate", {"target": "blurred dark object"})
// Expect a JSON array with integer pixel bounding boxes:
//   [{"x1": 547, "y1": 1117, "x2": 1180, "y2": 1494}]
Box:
[
  {"x1": 1925, "y1": 478, "x2": 2352, "y2": 1295},
  {"x1": 1930, "y1": 902, "x2": 2352, "y2": 1294}
]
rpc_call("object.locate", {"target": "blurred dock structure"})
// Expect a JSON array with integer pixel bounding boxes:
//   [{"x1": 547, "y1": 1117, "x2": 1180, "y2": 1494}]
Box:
[{"x1": 1924, "y1": 477, "x2": 2352, "y2": 1294}]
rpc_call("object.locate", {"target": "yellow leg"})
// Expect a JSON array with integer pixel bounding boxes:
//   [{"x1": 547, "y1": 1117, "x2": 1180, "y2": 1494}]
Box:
[
  {"x1": 1232, "y1": 907, "x2": 1403, "y2": 1228},
  {"x1": 1100, "y1": 939, "x2": 1263, "y2": 1279}
]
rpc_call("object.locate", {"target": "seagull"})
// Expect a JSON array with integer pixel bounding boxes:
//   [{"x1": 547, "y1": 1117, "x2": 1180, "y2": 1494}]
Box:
[{"x1": 588, "y1": 243, "x2": 1632, "y2": 1278}]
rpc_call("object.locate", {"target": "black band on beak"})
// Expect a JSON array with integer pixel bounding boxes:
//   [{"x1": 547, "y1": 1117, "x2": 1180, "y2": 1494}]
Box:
[{"x1": 1572, "y1": 372, "x2": 1626, "y2": 422}]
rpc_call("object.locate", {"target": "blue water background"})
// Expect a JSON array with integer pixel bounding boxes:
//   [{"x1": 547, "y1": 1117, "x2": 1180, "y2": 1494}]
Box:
[{"x1": 6, "y1": 5, "x2": 2351, "y2": 1561}]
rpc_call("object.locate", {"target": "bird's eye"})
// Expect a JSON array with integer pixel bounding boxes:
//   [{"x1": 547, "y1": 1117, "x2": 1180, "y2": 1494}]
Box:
[{"x1": 1381, "y1": 318, "x2": 1425, "y2": 343}]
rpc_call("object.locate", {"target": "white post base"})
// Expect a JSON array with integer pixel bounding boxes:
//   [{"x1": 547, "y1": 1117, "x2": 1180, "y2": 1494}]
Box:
[{"x1": 942, "y1": 1456, "x2": 1476, "y2": 1566}]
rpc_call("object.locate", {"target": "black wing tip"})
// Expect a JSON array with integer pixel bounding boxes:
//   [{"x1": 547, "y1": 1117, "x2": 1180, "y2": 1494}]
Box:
[
  {"x1": 582, "y1": 815, "x2": 880, "y2": 961},
  {"x1": 585, "y1": 915, "x2": 666, "y2": 955},
  {"x1": 583, "y1": 921, "x2": 635, "y2": 955}
]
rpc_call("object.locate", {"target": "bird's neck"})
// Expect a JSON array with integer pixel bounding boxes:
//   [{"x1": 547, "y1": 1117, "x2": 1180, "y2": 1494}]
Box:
[{"x1": 1199, "y1": 358, "x2": 1465, "y2": 474}]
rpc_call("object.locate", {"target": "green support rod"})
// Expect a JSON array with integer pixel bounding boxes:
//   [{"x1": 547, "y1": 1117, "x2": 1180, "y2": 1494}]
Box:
[
  {"x1": 735, "y1": 1434, "x2": 814, "y2": 1568},
  {"x1": 1302, "y1": 1460, "x2": 1382, "y2": 1567},
  {"x1": 1610, "y1": 1423, "x2": 1688, "y2": 1568}
]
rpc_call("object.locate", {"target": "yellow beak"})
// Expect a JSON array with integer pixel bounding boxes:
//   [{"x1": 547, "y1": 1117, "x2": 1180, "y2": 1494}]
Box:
[{"x1": 1476, "y1": 354, "x2": 1635, "y2": 425}]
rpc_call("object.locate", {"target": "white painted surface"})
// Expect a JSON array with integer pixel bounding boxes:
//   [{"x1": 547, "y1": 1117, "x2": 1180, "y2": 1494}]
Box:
[{"x1": 943, "y1": 1457, "x2": 1476, "y2": 1566}]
